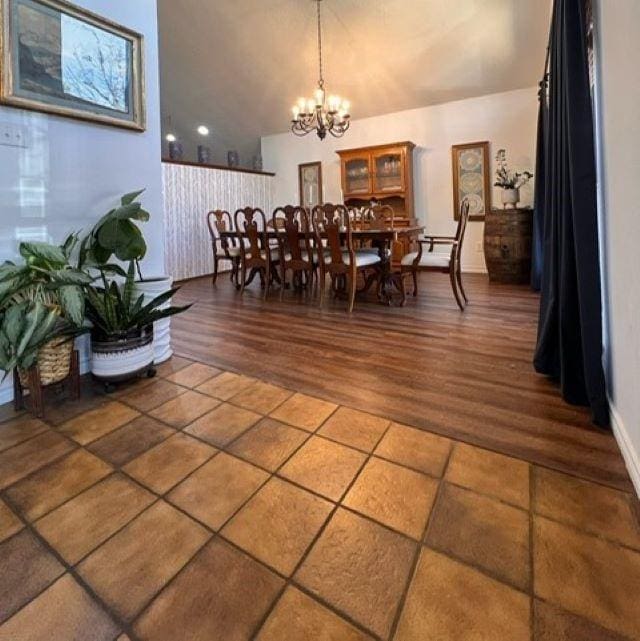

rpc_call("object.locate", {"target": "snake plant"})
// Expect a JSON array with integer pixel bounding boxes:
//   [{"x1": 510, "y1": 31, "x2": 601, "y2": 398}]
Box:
[{"x1": 85, "y1": 261, "x2": 190, "y2": 340}]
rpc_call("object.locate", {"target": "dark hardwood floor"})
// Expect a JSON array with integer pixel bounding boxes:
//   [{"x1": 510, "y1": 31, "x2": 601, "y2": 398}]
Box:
[{"x1": 172, "y1": 272, "x2": 632, "y2": 492}]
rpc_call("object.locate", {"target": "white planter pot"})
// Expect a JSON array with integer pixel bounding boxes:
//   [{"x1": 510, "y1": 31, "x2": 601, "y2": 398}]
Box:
[
  {"x1": 91, "y1": 341, "x2": 154, "y2": 380},
  {"x1": 133, "y1": 276, "x2": 174, "y2": 364},
  {"x1": 90, "y1": 326, "x2": 155, "y2": 385},
  {"x1": 501, "y1": 188, "x2": 520, "y2": 209}
]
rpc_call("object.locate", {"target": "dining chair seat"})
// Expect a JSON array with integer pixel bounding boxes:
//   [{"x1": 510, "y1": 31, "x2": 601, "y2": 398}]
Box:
[
  {"x1": 342, "y1": 251, "x2": 382, "y2": 267},
  {"x1": 401, "y1": 251, "x2": 450, "y2": 268},
  {"x1": 246, "y1": 249, "x2": 280, "y2": 261}
]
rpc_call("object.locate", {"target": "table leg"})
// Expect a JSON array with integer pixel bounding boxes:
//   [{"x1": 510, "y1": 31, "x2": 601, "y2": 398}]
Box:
[{"x1": 377, "y1": 241, "x2": 394, "y2": 305}]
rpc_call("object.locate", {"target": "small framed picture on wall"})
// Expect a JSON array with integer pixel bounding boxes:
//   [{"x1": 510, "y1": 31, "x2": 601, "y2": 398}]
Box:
[
  {"x1": 451, "y1": 141, "x2": 491, "y2": 221},
  {"x1": 298, "y1": 162, "x2": 323, "y2": 209}
]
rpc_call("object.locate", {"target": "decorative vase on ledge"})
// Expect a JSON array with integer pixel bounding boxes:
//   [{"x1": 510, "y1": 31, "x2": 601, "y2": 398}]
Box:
[
  {"x1": 197, "y1": 145, "x2": 211, "y2": 164},
  {"x1": 501, "y1": 187, "x2": 520, "y2": 209},
  {"x1": 168, "y1": 141, "x2": 183, "y2": 161}
]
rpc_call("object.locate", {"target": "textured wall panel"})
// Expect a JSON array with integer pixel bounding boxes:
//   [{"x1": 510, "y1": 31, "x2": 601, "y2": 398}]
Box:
[{"x1": 162, "y1": 163, "x2": 274, "y2": 280}]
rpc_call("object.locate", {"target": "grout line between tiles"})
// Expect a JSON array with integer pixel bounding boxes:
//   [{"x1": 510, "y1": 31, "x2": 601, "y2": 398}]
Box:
[
  {"x1": 529, "y1": 463, "x2": 536, "y2": 638},
  {"x1": 2, "y1": 360, "x2": 639, "y2": 640},
  {"x1": 168, "y1": 352, "x2": 635, "y2": 496}
]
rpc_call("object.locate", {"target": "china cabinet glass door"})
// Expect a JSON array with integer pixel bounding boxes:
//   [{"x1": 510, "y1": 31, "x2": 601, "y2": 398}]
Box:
[
  {"x1": 343, "y1": 156, "x2": 371, "y2": 195},
  {"x1": 372, "y1": 150, "x2": 404, "y2": 193}
]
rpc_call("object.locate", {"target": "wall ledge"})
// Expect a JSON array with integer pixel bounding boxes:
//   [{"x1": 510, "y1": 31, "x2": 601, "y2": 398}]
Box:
[
  {"x1": 610, "y1": 399, "x2": 640, "y2": 498},
  {"x1": 162, "y1": 158, "x2": 275, "y2": 177}
]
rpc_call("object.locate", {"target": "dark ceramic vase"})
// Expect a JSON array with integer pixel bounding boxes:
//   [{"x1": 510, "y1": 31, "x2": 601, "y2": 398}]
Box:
[
  {"x1": 227, "y1": 150, "x2": 239, "y2": 168},
  {"x1": 168, "y1": 141, "x2": 183, "y2": 160},
  {"x1": 198, "y1": 145, "x2": 211, "y2": 164}
]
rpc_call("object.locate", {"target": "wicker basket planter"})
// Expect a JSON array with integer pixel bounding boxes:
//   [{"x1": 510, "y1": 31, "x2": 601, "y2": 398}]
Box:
[
  {"x1": 90, "y1": 324, "x2": 155, "y2": 389},
  {"x1": 18, "y1": 337, "x2": 73, "y2": 388}
]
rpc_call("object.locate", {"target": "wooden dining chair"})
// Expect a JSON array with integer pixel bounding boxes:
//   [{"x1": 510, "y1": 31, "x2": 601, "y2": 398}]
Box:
[
  {"x1": 272, "y1": 205, "x2": 315, "y2": 300},
  {"x1": 400, "y1": 198, "x2": 470, "y2": 310},
  {"x1": 233, "y1": 207, "x2": 274, "y2": 299},
  {"x1": 311, "y1": 203, "x2": 381, "y2": 313},
  {"x1": 367, "y1": 203, "x2": 395, "y2": 231},
  {"x1": 206, "y1": 209, "x2": 241, "y2": 287}
]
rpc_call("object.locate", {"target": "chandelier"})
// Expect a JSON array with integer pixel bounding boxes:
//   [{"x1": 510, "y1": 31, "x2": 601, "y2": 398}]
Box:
[{"x1": 290, "y1": 0, "x2": 351, "y2": 140}]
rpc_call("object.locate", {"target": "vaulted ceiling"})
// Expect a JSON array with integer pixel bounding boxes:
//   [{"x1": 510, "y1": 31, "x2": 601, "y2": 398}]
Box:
[{"x1": 158, "y1": 0, "x2": 551, "y2": 165}]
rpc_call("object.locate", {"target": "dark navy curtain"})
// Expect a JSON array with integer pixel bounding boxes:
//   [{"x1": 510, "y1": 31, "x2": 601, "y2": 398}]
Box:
[
  {"x1": 531, "y1": 76, "x2": 548, "y2": 292},
  {"x1": 533, "y1": 0, "x2": 609, "y2": 427}
]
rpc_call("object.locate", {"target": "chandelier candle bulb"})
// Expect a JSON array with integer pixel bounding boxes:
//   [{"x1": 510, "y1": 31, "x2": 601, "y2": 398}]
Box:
[{"x1": 292, "y1": 105, "x2": 300, "y2": 120}]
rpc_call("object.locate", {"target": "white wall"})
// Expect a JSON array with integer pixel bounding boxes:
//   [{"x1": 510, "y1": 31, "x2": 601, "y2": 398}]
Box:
[
  {"x1": 0, "y1": 0, "x2": 163, "y2": 403},
  {"x1": 262, "y1": 87, "x2": 538, "y2": 272},
  {"x1": 596, "y1": 0, "x2": 640, "y2": 495}
]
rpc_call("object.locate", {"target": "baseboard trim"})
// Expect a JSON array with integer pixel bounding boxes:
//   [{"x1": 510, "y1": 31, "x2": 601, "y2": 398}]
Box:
[{"x1": 609, "y1": 400, "x2": 640, "y2": 497}]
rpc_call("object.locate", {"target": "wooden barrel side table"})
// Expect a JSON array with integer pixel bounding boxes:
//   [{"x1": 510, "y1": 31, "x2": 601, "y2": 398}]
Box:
[{"x1": 483, "y1": 208, "x2": 533, "y2": 284}]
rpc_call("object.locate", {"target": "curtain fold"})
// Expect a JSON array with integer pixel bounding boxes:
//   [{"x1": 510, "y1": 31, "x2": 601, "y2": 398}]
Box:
[
  {"x1": 531, "y1": 77, "x2": 548, "y2": 292},
  {"x1": 533, "y1": 0, "x2": 609, "y2": 426}
]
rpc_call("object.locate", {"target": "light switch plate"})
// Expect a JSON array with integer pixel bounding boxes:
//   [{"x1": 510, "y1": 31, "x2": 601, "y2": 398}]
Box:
[{"x1": 0, "y1": 123, "x2": 28, "y2": 148}]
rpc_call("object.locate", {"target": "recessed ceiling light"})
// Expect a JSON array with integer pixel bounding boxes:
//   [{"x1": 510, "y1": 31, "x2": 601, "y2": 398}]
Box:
[
  {"x1": 197, "y1": 125, "x2": 209, "y2": 136},
  {"x1": 165, "y1": 133, "x2": 176, "y2": 142}
]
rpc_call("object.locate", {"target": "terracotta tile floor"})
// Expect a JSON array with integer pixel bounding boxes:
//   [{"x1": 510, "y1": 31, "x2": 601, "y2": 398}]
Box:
[{"x1": 1, "y1": 356, "x2": 640, "y2": 641}]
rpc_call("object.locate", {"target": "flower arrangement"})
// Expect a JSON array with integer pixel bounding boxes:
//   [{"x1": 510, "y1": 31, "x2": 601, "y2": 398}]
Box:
[{"x1": 494, "y1": 149, "x2": 533, "y2": 190}]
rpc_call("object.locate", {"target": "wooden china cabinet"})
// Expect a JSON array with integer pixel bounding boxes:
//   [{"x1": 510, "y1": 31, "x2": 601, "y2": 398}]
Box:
[{"x1": 336, "y1": 141, "x2": 416, "y2": 263}]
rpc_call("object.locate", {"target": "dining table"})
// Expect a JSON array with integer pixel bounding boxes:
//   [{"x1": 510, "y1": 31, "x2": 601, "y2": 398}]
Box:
[{"x1": 219, "y1": 225, "x2": 424, "y2": 305}]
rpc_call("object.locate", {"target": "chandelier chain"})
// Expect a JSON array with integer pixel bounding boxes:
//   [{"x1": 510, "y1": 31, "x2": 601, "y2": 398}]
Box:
[{"x1": 316, "y1": 0, "x2": 324, "y2": 88}]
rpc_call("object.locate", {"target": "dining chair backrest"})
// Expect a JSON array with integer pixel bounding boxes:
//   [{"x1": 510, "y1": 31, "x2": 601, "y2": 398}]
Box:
[
  {"x1": 366, "y1": 204, "x2": 395, "y2": 231},
  {"x1": 234, "y1": 207, "x2": 268, "y2": 259},
  {"x1": 272, "y1": 205, "x2": 313, "y2": 263},
  {"x1": 311, "y1": 203, "x2": 352, "y2": 268},
  {"x1": 455, "y1": 198, "x2": 471, "y2": 254},
  {"x1": 206, "y1": 209, "x2": 234, "y2": 253}
]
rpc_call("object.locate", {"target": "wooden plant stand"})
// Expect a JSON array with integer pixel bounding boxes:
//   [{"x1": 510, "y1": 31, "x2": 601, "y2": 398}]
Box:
[{"x1": 13, "y1": 350, "x2": 80, "y2": 419}]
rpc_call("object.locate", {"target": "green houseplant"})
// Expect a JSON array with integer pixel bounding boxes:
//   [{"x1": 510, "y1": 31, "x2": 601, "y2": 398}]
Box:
[
  {"x1": 0, "y1": 237, "x2": 90, "y2": 386},
  {"x1": 78, "y1": 191, "x2": 190, "y2": 387},
  {"x1": 80, "y1": 190, "x2": 178, "y2": 364},
  {"x1": 85, "y1": 261, "x2": 190, "y2": 388}
]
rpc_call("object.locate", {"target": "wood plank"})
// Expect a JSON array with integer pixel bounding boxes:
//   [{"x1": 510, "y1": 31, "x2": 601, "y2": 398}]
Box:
[{"x1": 172, "y1": 273, "x2": 632, "y2": 492}]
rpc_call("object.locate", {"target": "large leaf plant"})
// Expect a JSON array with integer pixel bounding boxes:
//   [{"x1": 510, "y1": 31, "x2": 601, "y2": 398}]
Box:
[
  {"x1": 0, "y1": 236, "x2": 90, "y2": 377},
  {"x1": 79, "y1": 189, "x2": 149, "y2": 279}
]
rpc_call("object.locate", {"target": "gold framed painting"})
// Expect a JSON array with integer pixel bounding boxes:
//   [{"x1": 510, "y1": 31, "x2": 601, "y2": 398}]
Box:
[
  {"x1": 451, "y1": 141, "x2": 491, "y2": 221},
  {"x1": 0, "y1": 0, "x2": 145, "y2": 130},
  {"x1": 298, "y1": 161, "x2": 323, "y2": 209}
]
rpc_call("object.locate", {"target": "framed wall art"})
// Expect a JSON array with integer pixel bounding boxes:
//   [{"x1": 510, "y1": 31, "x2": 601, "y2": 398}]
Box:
[
  {"x1": 451, "y1": 141, "x2": 491, "y2": 221},
  {"x1": 0, "y1": 0, "x2": 145, "y2": 130},
  {"x1": 298, "y1": 161, "x2": 323, "y2": 209}
]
